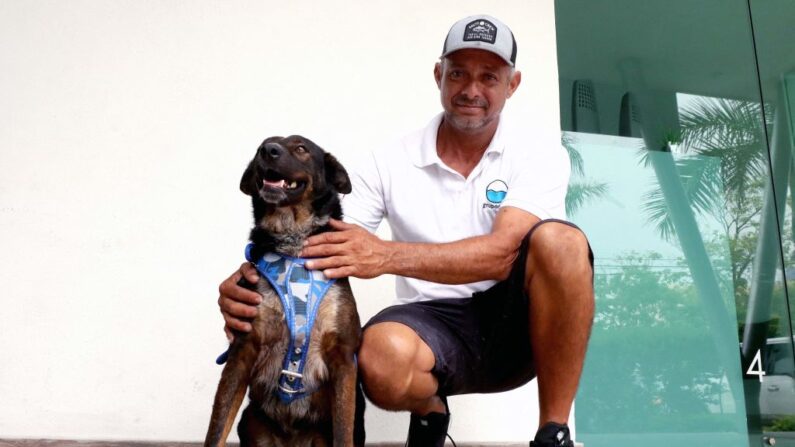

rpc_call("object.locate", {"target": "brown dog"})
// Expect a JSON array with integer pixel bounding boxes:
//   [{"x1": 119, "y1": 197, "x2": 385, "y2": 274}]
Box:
[{"x1": 205, "y1": 136, "x2": 364, "y2": 447}]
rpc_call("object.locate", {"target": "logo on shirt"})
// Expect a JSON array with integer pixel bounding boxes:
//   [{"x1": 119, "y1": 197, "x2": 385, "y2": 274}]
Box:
[
  {"x1": 464, "y1": 19, "x2": 497, "y2": 44},
  {"x1": 484, "y1": 179, "x2": 508, "y2": 209}
]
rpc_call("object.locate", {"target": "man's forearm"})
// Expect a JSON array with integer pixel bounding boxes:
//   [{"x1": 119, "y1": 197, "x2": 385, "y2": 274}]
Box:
[
  {"x1": 301, "y1": 209, "x2": 538, "y2": 281},
  {"x1": 382, "y1": 234, "x2": 519, "y2": 284}
]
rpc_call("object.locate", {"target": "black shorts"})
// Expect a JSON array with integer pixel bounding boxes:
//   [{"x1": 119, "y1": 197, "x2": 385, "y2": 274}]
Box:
[{"x1": 364, "y1": 219, "x2": 594, "y2": 396}]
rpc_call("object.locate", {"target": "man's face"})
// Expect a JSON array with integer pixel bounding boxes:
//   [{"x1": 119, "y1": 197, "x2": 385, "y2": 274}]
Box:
[{"x1": 434, "y1": 49, "x2": 521, "y2": 132}]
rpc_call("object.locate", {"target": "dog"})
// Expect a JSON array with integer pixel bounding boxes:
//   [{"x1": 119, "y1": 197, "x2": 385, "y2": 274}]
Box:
[{"x1": 205, "y1": 135, "x2": 364, "y2": 447}]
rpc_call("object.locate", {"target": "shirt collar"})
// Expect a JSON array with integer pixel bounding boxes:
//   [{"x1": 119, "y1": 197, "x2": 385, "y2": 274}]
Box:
[{"x1": 412, "y1": 112, "x2": 506, "y2": 169}]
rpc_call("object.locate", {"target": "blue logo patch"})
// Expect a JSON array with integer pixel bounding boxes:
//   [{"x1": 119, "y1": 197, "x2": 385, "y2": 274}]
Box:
[{"x1": 486, "y1": 180, "x2": 508, "y2": 204}]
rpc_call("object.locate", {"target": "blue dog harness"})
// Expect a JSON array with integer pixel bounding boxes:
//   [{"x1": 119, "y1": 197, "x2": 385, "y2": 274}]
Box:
[{"x1": 216, "y1": 244, "x2": 336, "y2": 404}]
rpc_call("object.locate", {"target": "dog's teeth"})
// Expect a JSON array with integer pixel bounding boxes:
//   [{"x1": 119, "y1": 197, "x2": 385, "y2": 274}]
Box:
[
  {"x1": 263, "y1": 179, "x2": 286, "y2": 188},
  {"x1": 289, "y1": 181, "x2": 297, "y2": 189}
]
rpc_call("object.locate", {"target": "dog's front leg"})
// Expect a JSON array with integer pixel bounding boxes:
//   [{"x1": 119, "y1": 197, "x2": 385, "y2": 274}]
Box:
[
  {"x1": 328, "y1": 344, "x2": 358, "y2": 447},
  {"x1": 205, "y1": 334, "x2": 259, "y2": 447}
]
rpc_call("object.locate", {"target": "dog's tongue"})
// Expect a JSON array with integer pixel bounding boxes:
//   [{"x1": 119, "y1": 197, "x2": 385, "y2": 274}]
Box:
[{"x1": 263, "y1": 179, "x2": 286, "y2": 188}]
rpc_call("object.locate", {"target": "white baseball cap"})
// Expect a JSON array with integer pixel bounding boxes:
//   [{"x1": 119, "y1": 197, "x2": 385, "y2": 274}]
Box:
[{"x1": 441, "y1": 14, "x2": 517, "y2": 67}]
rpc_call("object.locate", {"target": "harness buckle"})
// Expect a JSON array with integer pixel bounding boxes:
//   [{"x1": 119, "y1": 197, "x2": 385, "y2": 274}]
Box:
[
  {"x1": 280, "y1": 369, "x2": 304, "y2": 383},
  {"x1": 279, "y1": 369, "x2": 306, "y2": 394},
  {"x1": 280, "y1": 369, "x2": 303, "y2": 379}
]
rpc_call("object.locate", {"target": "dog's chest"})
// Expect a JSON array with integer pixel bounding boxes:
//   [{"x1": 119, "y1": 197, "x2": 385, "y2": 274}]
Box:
[{"x1": 248, "y1": 278, "x2": 343, "y2": 421}]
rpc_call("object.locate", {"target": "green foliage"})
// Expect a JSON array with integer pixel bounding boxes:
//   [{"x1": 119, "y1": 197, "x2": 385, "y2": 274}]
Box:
[
  {"x1": 566, "y1": 181, "x2": 610, "y2": 218},
  {"x1": 563, "y1": 132, "x2": 611, "y2": 217},
  {"x1": 581, "y1": 252, "x2": 743, "y2": 433},
  {"x1": 640, "y1": 155, "x2": 724, "y2": 242},
  {"x1": 766, "y1": 415, "x2": 795, "y2": 432},
  {"x1": 563, "y1": 132, "x2": 585, "y2": 177}
]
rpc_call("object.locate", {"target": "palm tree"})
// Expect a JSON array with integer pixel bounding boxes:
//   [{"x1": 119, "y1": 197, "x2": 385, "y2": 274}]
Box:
[
  {"x1": 563, "y1": 132, "x2": 610, "y2": 217},
  {"x1": 641, "y1": 98, "x2": 773, "y2": 294}
]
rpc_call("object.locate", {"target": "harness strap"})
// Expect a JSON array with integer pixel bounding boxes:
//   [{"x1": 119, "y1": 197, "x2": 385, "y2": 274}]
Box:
[{"x1": 245, "y1": 243, "x2": 335, "y2": 403}]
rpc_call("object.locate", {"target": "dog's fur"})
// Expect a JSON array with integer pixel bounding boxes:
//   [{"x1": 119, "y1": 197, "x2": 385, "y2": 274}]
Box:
[{"x1": 205, "y1": 136, "x2": 364, "y2": 447}]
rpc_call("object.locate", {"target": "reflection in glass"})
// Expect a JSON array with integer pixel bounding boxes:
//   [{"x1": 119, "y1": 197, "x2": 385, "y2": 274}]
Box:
[
  {"x1": 566, "y1": 134, "x2": 748, "y2": 447},
  {"x1": 555, "y1": 1, "x2": 795, "y2": 445}
]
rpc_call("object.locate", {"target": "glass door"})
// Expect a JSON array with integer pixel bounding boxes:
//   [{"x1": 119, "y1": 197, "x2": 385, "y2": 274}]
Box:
[
  {"x1": 554, "y1": 1, "x2": 795, "y2": 446},
  {"x1": 746, "y1": 1, "x2": 795, "y2": 445}
]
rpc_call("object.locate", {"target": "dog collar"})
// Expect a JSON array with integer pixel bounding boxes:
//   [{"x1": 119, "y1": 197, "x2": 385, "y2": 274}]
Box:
[{"x1": 245, "y1": 243, "x2": 336, "y2": 403}]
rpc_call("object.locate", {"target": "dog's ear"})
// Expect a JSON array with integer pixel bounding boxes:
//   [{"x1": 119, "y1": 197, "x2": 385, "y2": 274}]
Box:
[
  {"x1": 324, "y1": 153, "x2": 352, "y2": 194},
  {"x1": 240, "y1": 160, "x2": 258, "y2": 196}
]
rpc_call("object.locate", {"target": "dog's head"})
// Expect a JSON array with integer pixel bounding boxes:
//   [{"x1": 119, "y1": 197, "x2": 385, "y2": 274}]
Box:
[
  {"x1": 240, "y1": 135, "x2": 351, "y2": 204},
  {"x1": 240, "y1": 136, "x2": 351, "y2": 244}
]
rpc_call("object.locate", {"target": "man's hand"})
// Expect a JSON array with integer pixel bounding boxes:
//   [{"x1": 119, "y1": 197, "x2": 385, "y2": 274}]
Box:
[
  {"x1": 301, "y1": 219, "x2": 392, "y2": 279},
  {"x1": 218, "y1": 262, "x2": 262, "y2": 342}
]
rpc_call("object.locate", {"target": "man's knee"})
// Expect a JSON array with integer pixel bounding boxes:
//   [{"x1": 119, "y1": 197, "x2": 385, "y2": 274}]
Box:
[
  {"x1": 358, "y1": 322, "x2": 426, "y2": 410},
  {"x1": 525, "y1": 220, "x2": 591, "y2": 274}
]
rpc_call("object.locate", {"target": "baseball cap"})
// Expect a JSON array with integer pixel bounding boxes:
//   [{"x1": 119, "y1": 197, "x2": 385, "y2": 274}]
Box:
[{"x1": 441, "y1": 14, "x2": 517, "y2": 67}]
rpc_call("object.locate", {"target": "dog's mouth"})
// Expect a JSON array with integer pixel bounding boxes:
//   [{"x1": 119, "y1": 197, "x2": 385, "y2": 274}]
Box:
[
  {"x1": 258, "y1": 168, "x2": 308, "y2": 203},
  {"x1": 262, "y1": 169, "x2": 305, "y2": 191}
]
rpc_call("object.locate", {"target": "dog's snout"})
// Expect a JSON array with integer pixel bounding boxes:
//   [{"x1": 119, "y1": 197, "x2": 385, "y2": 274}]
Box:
[{"x1": 263, "y1": 142, "x2": 285, "y2": 159}]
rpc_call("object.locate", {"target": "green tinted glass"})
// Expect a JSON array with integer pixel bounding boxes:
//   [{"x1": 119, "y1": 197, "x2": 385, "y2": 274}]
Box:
[
  {"x1": 555, "y1": 1, "x2": 795, "y2": 445},
  {"x1": 748, "y1": 0, "x2": 795, "y2": 443}
]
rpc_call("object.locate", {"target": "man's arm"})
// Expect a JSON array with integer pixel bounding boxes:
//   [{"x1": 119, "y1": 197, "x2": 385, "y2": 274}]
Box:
[
  {"x1": 301, "y1": 206, "x2": 540, "y2": 283},
  {"x1": 218, "y1": 263, "x2": 262, "y2": 336}
]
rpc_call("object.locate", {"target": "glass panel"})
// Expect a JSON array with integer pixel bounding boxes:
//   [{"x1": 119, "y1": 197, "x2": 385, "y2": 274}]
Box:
[
  {"x1": 566, "y1": 135, "x2": 749, "y2": 447},
  {"x1": 554, "y1": 1, "x2": 791, "y2": 446},
  {"x1": 747, "y1": 1, "x2": 795, "y2": 445}
]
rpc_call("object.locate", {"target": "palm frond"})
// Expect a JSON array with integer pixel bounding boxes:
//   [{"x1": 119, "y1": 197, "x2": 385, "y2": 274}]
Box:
[
  {"x1": 641, "y1": 155, "x2": 723, "y2": 242},
  {"x1": 566, "y1": 181, "x2": 610, "y2": 217},
  {"x1": 642, "y1": 186, "x2": 677, "y2": 241},
  {"x1": 678, "y1": 98, "x2": 765, "y2": 154},
  {"x1": 700, "y1": 143, "x2": 767, "y2": 195},
  {"x1": 640, "y1": 96, "x2": 770, "y2": 242},
  {"x1": 562, "y1": 132, "x2": 585, "y2": 177}
]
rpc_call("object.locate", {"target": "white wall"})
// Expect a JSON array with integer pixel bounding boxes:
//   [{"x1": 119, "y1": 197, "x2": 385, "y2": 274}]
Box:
[{"x1": 0, "y1": 0, "x2": 565, "y2": 443}]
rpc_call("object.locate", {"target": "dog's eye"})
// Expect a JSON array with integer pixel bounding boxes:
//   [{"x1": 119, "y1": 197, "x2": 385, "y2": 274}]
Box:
[{"x1": 295, "y1": 145, "x2": 307, "y2": 154}]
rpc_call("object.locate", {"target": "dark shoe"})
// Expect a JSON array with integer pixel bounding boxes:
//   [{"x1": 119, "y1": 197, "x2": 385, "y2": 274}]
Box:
[
  {"x1": 530, "y1": 422, "x2": 574, "y2": 447},
  {"x1": 405, "y1": 396, "x2": 450, "y2": 447}
]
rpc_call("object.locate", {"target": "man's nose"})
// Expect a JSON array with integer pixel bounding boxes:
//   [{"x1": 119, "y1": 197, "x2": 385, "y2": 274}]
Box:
[
  {"x1": 263, "y1": 142, "x2": 285, "y2": 159},
  {"x1": 461, "y1": 80, "x2": 481, "y2": 100}
]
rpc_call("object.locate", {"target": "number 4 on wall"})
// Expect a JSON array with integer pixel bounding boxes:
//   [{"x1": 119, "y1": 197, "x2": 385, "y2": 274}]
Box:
[{"x1": 747, "y1": 349, "x2": 766, "y2": 382}]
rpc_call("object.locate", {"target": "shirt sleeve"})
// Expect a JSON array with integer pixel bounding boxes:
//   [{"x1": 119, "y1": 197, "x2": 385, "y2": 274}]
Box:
[
  {"x1": 341, "y1": 151, "x2": 387, "y2": 233},
  {"x1": 501, "y1": 146, "x2": 571, "y2": 220}
]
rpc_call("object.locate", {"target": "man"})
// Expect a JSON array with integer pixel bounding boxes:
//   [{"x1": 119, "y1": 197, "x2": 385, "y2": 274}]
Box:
[{"x1": 218, "y1": 14, "x2": 594, "y2": 447}]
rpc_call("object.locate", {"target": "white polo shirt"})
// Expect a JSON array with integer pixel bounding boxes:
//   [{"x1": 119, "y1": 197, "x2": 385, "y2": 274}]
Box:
[{"x1": 342, "y1": 112, "x2": 570, "y2": 304}]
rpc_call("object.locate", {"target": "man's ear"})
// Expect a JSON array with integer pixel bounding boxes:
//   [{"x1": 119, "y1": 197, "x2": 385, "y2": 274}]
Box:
[
  {"x1": 506, "y1": 70, "x2": 522, "y2": 99},
  {"x1": 434, "y1": 62, "x2": 442, "y2": 89},
  {"x1": 324, "y1": 153, "x2": 352, "y2": 194},
  {"x1": 239, "y1": 160, "x2": 257, "y2": 196}
]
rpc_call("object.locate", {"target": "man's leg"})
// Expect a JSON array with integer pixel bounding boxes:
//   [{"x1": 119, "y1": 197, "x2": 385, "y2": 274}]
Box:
[
  {"x1": 357, "y1": 322, "x2": 445, "y2": 415},
  {"x1": 525, "y1": 220, "x2": 595, "y2": 426}
]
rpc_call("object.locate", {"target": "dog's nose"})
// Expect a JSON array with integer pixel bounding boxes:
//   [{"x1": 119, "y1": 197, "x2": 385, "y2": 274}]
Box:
[{"x1": 263, "y1": 142, "x2": 284, "y2": 159}]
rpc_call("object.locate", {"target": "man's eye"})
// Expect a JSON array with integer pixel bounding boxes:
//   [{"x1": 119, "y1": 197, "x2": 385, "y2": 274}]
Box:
[{"x1": 450, "y1": 71, "x2": 463, "y2": 79}]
